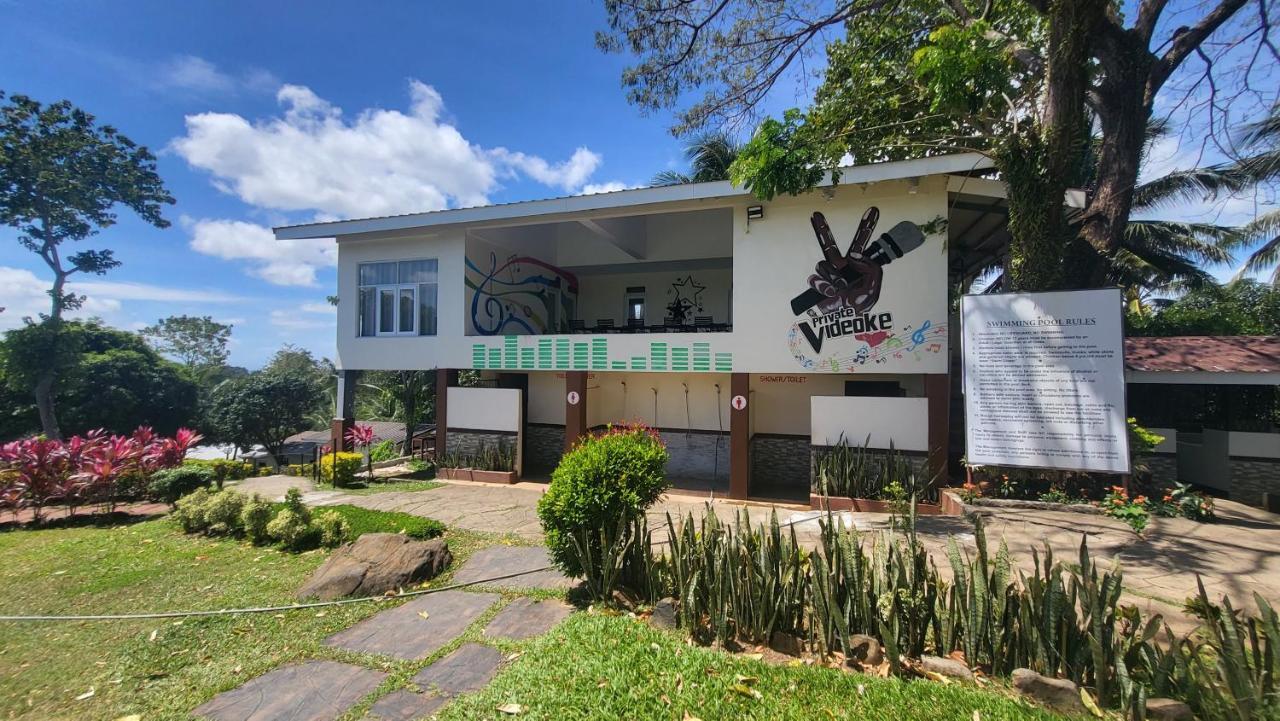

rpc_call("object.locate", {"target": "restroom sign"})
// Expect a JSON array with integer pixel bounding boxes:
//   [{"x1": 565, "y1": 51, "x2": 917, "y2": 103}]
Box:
[
  {"x1": 566, "y1": 391, "x2": 580, "y2": 406},
  {"x1": 730, "y1": 394, "x2": 747, "y2": 411}
]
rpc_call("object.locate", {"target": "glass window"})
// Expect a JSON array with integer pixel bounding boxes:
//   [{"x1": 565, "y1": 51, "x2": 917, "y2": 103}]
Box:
[
  {"x1": 418, "y1": 283, "x2": 437, "y2": 336},
  {"x1": 359, "y1": 261, "x2": 397, "y2": 285},
  {"x1": 358, "y1": 288, "x2": 375, "y2": 337},
  {"x1": 629, "y1": 297, "x2": 645, "y2": 321},
  {"x1": 398, "y1": 287, "x2": 416, "y2": 333},
  {"x1": 378, "y1": 289, "x2": 395, "y2": 333},
  {"x1": 399, "y1": 259, "x2": 437, "y2": 283},
  {"x1": 358, "y1": 259, "x2": 438, "y2": 337}
]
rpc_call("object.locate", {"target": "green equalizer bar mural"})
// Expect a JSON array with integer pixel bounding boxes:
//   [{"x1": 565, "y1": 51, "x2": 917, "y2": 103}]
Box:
[{"x1": 470, "y1": 336, "x2": 733, "y2": 372}]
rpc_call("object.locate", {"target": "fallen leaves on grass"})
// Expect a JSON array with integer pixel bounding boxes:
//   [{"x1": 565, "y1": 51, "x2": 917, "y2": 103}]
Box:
[
  {"x1": 496, "y1": 702, "x2": 524, "y2": 714},
  {"x1": 74, "y1": 688, "x2": 94, "y2": 701}
]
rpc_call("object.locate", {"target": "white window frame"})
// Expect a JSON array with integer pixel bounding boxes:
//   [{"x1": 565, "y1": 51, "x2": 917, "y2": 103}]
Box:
[{"x1": 359, "y1": 258, "x2": 436, "y2": 338}]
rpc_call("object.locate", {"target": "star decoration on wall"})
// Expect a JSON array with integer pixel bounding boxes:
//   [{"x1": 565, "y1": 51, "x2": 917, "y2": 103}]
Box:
[{"x1": 669, "y1": 275, "x2": 706, "y2": 312}]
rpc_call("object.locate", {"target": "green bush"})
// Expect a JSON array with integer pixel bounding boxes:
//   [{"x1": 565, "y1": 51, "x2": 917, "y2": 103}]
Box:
[
  {"x1": 537, "y1": 423, "x2": 668, "y2": 577},
  {"x1": 266, "y1": 509, "x2": 315, "y2": 550},
  {"x1": 315, "y1": 504, "x2": 445, "y2": 540},
  {"x1": 172, "y1": 487, "x2": 215, "y2": 533},
  {"x1": 240, "y1": 495, "x2": 274, "y2": 544},
  {"x1": 320, "y1": 452, "x2": 362, "y2": 487},
  {"x1": 369, "y1": 439, "x2": 397, "y2": 463},
  {"x1": 203, "y1": 490, "x2": 247, "y2": 535},
  {"x1": 315, "y1": 510, "x2": 352, "y2": 547},
  {"x1": 148, "y1": 464, "x2": 215, "y2": 506}
]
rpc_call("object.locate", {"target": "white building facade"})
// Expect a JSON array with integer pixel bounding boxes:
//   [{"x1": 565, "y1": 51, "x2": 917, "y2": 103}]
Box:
[{"x1": 277, "y1": 154, "x2": 1010, "y2": 501}]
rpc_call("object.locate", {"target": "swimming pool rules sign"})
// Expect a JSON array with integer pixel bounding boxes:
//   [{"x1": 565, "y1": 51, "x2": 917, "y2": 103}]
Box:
[{"x1": 961, "y1": 288, "x2": 1130, "y2": 473}]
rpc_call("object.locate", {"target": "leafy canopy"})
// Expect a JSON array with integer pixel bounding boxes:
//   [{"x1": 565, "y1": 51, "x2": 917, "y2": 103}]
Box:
[{"x1": 140, "y1": 315, "x2": 232, "y2": 373}]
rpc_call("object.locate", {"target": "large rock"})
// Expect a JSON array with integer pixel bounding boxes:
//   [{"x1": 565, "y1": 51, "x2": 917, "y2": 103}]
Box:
[
  {"x1": 1145, "y1": 698, "x2": 1194, "y2": 721},
  {"x1": 297, "y1": 533, "x2": 451, "y2": 600},
  {"x1": 649, "y1": 598, "x2": 678, "y2": 631},
  {"x1": 847, "y1": 634, "x2": 883, "y2": 666},
  {"x1": 921, "y1": 654, "x2": 974, "y2": 681},
  {"x1": 1011, "y1": 668, "x2": 1086, "y2": 715}
]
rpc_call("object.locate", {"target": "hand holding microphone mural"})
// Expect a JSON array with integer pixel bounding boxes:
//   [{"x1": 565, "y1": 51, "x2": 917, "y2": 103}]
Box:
[
  {"x1": 790, "y1": 207, "x2": 926, "y2": 316},
  {"x1": 786, "y1": 205, "x2": 943, "y2": 371}
]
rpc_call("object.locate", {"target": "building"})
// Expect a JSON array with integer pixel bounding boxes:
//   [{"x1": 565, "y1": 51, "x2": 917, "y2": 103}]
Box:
[{"x1": 275, "y1": 154, "x2": 1013, "y2": 502}]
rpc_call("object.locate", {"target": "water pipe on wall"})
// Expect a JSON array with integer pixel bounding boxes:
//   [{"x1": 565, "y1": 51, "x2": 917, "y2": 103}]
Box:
[
  {"x1": 620, "y1": 380, "x2": 627, "y2": 419},
  {"x1": 682, "y1": 382, "x2": 691, "y2": 441},
  {"x1": 713, "y1": 382, "x2": 724, "y2": 494},
  {"x1": 650, "y1": 387, "x2": 658, "y2": 427}
]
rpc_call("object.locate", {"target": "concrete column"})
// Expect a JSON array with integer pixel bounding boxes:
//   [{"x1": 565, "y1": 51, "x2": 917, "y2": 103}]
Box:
[
  {"x1": 434, "y1": 368, "x2": 458, "y2": 458},
  {"x1": 924, "y1": 373, "x2": 950, "y2": 487},
  {"x1": 564, "y1": 371, "x2": 587, "y2": 452},
  {"x1": 729, "y1": 373, "x2": 750, "y2": 500},
  {"x1": 332, "y1": 369, "x2": 360, "y2": 451}
]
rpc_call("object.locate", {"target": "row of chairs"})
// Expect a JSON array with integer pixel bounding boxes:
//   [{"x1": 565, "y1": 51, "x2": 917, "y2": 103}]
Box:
[{"x1": 567, "y1": 317, "x2": 729, "y2": 333}]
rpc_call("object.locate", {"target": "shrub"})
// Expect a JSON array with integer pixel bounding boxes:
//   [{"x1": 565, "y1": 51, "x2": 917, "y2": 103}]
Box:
[
  {"x1": 369, "y1": 439, "x2": 397, "y2": 463},
  {"x1": 315, "y1": 510, "x2": 351, "y2": 547},
  {"x1": 319, "y1": 452, "x2": 362, "y2": 487},
  {"x1": 267, "y1": 508, "x2": 316, "y2": 550},
  {"x1": 240, "y1": 494, "x2": 274, "y2": 544},
  {"x1": 256, "y1": 465, "x2": 274, "y2": 476},
  {"x1": 1101, "y1": 485, "x2": 1150, "y2": 533},
  {"x1": 537, "y1": 423, "x2": 668, "y2": 577},
  {"x1": 203, "y1": 490, "x2": 247, "y2": 535},
  {"x1": 148, "y1": 464, "x2": 215, "y2": 506},
  {"x1": 312, "y1": 504, "x2": 445, "y2": 540},
  {"x1": 1151, "y1": 482, "x2": 1216, "y2": 521},
  {"x1": 172, "y1": 487, "x2": 215, "y2": 533}
]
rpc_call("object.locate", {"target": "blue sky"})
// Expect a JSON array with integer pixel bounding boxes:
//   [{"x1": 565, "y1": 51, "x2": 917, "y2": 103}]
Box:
[{"x1": 0, "y1": 1, "x2": 1272, "y2": 367}]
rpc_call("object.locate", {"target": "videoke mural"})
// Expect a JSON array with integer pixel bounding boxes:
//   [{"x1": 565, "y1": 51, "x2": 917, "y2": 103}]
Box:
[{"x1": 787, "y1": 207, "x2": 947, "y2": 371}]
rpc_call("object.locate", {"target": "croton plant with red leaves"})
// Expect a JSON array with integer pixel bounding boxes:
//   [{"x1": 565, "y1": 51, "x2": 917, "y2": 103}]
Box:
[{"x1": 0, "y1": 426, "x2": 202, "y2": 521}]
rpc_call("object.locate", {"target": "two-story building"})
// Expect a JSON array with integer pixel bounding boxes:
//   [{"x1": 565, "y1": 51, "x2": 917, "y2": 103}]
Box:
[{"x1": 275, "y1": 153, "x2": 1012, "y2": 502}]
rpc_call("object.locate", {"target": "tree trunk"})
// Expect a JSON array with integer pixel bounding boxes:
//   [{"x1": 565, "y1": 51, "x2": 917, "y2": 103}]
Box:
[
  {"x1": 999, "y1": 0, "x2": 1106, "y2": 292},
  {"x1": 33, "y1": 269, "x2": 68, "y2": 439},
  {"x1": 33, "y1": 373, "x2": 61, "y2": 440}
]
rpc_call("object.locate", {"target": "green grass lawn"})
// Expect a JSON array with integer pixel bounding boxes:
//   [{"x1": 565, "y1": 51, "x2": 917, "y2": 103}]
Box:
[
  {"x1": 0, "y1": 516, "x2": 497, "y2": 721},
  {"x1": 437, "y1": 613, "x2": 1072, "y2": 721},
  {"x1": 337, "y1": 478, "x2": 443, "y2": 495}
]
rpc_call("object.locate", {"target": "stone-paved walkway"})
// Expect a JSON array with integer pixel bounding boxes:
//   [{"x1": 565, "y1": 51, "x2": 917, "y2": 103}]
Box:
[{"x1": 193, "y1": 546, "x2": 576, "y2": 721}]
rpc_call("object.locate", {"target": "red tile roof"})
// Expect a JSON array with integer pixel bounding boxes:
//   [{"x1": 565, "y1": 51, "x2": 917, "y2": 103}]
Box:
[{"x1": 1125, "y1": 336, "x2": 1280, "y2": 374}]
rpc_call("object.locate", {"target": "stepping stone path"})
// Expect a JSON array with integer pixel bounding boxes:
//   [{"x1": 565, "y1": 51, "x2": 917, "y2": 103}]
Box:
[
  {"x1": 325, "y1": 589, "x2": 499, "y2": 660},
  {"x1": 452, "y1": 546, "x2": 576, "y2": 590},
  {"x1": 193, "y1": 660, "x2": 385, "y2": 721},
  {"x1": 484, "y1": 597, "x2": 573, "y2": 640},
  {"x1": 413, "y1": 643, "x2": 505, "y2": 695}
]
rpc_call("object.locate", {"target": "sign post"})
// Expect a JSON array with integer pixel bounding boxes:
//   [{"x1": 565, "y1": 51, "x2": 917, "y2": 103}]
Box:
[{"x1": 961, "y1": 288, "x2": 1130, "y2": 474}]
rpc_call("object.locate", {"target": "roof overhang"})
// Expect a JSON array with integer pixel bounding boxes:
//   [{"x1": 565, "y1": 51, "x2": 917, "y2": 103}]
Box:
[{"x1": 273, "y1": 153, "x2": 995, "y2": 240}]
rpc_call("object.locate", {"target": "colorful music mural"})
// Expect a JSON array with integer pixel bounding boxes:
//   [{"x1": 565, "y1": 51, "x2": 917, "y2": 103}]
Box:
[{"x1": 465, "y1": 251, "x2": 578, "y2": 335}]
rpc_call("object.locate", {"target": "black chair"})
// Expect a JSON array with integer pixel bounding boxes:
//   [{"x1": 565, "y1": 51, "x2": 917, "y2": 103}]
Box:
[
  {"x1": 664, "y1": 317, "x2": 685, "y2": 332},
  {"x1": 569, "y1": 319, "x2": 586, "y2": 333},
  {"x1": 694, "y1": 316, "x2": 713, "y2": 329},
  {"x1": 595, "y1": 318, "x2": 615, "y2": 333},
  {"x1": 625, "y1": 317, "x2": 645, "y2": 332}
]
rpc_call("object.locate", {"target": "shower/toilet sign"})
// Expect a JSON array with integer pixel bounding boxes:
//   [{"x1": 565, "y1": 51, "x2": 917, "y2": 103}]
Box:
[
  {"x1": 961, "y1": 288, "x2": 1130, "y2": 474},
  {"x1": 566, "y1": 391, "x2": 580, "y2": 405},
  {"x1": 730, "y1": 394, "x2": 747, "y2": 411}
]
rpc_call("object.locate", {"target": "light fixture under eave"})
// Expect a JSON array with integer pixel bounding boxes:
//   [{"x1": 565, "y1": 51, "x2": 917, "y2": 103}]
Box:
[
  {"x1": 746, "y1": 205, "x2": 764, "y2": 221},
  {"x1": 907, "y1": 176, "x2": 920, "y2": 194}
]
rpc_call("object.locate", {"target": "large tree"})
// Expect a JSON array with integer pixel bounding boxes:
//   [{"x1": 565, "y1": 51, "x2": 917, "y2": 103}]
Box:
[
  {"x1": 357, "y1": 370, "x2": 435, "y2": 451},
  {"x1": 207, "y1": 370, "x2": 323, "y2": 459},
  {"x1": 140, "y1": 315, "x2": 232, "y2": 380},
  {"x1": 0, "y1": 92, "x2": 174, "y2": 437},
  {"x1": 0, "y1": 319, "x2": 198, "y2": 439},
  {"x1": 600, "y1": 0, "x2": 1277, "y2": 291}
]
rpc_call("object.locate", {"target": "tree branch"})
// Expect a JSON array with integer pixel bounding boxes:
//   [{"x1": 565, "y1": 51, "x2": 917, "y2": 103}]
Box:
[{"x1": 1151, "y1": 0, "x2": 1249, "y2": 91}]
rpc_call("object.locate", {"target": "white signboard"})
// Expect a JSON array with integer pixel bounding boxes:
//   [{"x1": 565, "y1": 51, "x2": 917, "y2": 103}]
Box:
[{"x1": 962, "y1": 288, "x2": 1130, "y2": 473}]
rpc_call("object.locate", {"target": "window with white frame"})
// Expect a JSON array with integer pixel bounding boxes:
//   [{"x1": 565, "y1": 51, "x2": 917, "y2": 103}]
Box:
[{"x1": 357, "y1": 259, "x2": 438, "y2": 337}]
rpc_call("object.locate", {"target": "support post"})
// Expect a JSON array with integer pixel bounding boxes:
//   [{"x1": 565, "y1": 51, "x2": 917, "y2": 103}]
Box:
[
  {"x1": 434, "y1": 368, "x2": 458, "y2": 459},
  {"x1": 332, "y1": 369, "x2": 360, "y2": 452},
  {"x1": 729, "y1": 373, "x2": 750, "y2": 500},
  {"x1": 564, "y1": 371, "x2": 587, "y2": 452},
  {"x1": 924, "y1": 373, "x2": 950, "y2": 488}
]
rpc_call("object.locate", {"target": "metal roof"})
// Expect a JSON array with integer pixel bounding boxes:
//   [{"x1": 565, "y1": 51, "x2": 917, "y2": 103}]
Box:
[{"x1": 273, "y1": 153, "x2": 995, "y2": 240}]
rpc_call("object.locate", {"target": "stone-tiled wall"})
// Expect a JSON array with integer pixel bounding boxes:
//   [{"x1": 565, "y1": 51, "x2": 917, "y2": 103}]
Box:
[
  {"x1": 750, "y1": 435, "x2": 809, "y2": 494},
  {"x1": 1230, "y1": 457, "x2": 1280, "y2": 507},
  {"x1": 525, "y1": 424, "x2": 565, "y2": 476},
  {"x1": 1147, "y1": 454, "x2": 1177, "y2": 486}
]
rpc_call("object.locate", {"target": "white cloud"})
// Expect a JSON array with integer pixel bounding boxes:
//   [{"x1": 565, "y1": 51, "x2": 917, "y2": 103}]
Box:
[
  {"x1": 299, "y1": 302, "x2": 336, "y2": 314},
  {"x1": 0, "y1": 266, "x2": 247, "y2": 331},
  {"x1": 155, "y1": 55, "x2": 279, "y2": 96},
  {"x1": 269, "y1": 303, "x2": 336, "y2": 330},
  {"x1": 171, "y1": 80, "x2": 608, "y2": 220},
  {"x1": 185, "y1": 217, "x2": 337, "y2": 287}
]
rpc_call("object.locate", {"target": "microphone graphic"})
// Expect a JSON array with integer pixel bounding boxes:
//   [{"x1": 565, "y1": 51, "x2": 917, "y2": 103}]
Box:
[{"x1": 789, "y1": 215, "x2": 926, "y2": 316}]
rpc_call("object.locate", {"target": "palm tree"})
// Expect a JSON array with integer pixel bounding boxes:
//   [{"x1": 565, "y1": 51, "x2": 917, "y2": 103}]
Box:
[
  {"x1": 650, "y1": 131, "x2": 742, "y2": 186},
  {"x1": 1227, "y1": 108, "x2": 1280, "y2": 283}
]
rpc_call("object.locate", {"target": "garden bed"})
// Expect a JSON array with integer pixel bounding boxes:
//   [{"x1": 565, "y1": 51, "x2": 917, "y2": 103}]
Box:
[
  {"x1": 808, "y1": 493, "x2": 950, "y2": 515},
  {"x1": 437, "y1": 467, "x2": 519, "y2": 484},
  {"x1": 940, "y1": 489, "x2": 1103, "y2": 516}
]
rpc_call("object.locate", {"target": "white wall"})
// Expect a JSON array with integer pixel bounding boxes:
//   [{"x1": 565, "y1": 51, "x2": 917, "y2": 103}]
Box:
[
  {"x1": 526, "y1": 371, "x2": 732, "y2": 431},
  {"x1": 1226, "y1": 430, "x2": 1280, "y2": 459},
  {"x1": 749, "y1": 373, "x2": 924, "y2": 436},
  {"x1": 1148, "y1": 427, "x2": 1177, "y2": 454},
  {"x1": 810, "y1": 396, "x2": 929, "y2": 451},
  {"x1": 447, "y1": 387, "x2": 522, "y2": 433}
]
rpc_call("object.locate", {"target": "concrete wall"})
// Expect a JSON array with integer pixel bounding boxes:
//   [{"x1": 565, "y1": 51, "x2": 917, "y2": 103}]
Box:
[
  {"x1": 447, "y1": 387, "x2": 522, "y2": 433},
  {"x1": 810, "y1": 396, "x2": 930, "y2": 451}
]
